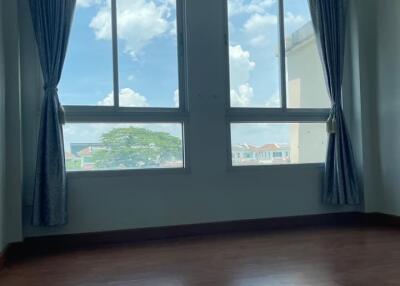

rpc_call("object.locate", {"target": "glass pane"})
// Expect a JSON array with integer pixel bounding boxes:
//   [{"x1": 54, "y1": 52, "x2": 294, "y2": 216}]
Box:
[
  {"x1": 231, "y1": 122, "x2": 327, "y2": 165},
  {"x1": 227, "y1": 0, "x2": 281, "y2": 107},
  {"x1": 284, "y1": 0, "x2": 330, "y2": 108},
  {"x1": 59, "y1": 1, "x2": 114, "y2": 105},
  {"x1": 116, "y1": 0, "x2": 180, "y2": 107},
  {"x1": 64, "y1": 123, "x2": 184, "y2": 171}
]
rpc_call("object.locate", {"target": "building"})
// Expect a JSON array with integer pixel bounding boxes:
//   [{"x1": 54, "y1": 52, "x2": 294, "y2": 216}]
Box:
[
  {"x1": 232, "y1": 22, "x2": 329, "y2": 166},
  {"x1": 70, "y1": 142, "x2": 105, "y2": 156},
  {"x1": 67, "y1": 142, "x2": 183, "y2": 171},
  {"x1": 286, "y1": 22, "x2": 329, "y2": 164},
  {"x1": 67, "y1": 143, "x2": 107, "y2": 171},
  {"x1": 232, "y1": 143, "x2": 290, "y2": 165}
]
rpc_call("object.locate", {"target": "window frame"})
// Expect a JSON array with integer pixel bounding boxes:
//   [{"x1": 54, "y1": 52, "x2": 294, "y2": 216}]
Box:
[
  {"x1": 63, "y1": 0, "x2": 190, "y2": 175},
  {"x1": 224, "y1": 0, "x2": 330, "y2": 168}
]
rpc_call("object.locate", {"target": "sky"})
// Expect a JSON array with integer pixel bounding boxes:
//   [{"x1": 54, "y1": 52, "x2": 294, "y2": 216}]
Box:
[
  {"x1": 60, "y1": 0, "x2": 314, "y2": 150},
  {"x1": 228, "y1": 0, "x2": 311, "y2": 107},
  {"x1": 60, "y1": 0, "x2": 179, "y2": 107}
]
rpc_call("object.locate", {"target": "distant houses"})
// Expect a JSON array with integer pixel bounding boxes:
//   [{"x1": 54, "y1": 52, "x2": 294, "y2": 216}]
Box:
[
  {"x1": 65, "y1": 142, "x2": 183, "y2": 171},
  {"x1": 70, "y1": 143, "x2": 104, "y2": 156},
  {"x1": 232, "y1": 143, "x2": 290, "y2": 165},
  {"x1": 67, "y1": 141, "x2": 290, "y2": 170},
  {"x1": 65, "y1": 143, "x2": 106, "y2": 171}
]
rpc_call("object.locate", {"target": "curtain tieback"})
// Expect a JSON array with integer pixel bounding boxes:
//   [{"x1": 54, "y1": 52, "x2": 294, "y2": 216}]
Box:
[
  {"x1": 43, "y1": 84, "x2": 58, "y2": 94},
  {"x1": 326, "y1": 108, "x2": 336, "y2": 134},
  {"x1": 43, "y1": 84, "x2": 65, "y2": 125}
]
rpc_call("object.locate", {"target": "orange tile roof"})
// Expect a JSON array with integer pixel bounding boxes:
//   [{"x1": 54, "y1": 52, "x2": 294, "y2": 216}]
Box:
[{"x1": 78, "y1": 147, "x2": 92, "y2": 156}]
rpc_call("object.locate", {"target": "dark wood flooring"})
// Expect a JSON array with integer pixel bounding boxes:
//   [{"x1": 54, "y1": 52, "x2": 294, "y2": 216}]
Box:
[{"x1": 1, "y1": 226, "x2": 400, "y2": 285}]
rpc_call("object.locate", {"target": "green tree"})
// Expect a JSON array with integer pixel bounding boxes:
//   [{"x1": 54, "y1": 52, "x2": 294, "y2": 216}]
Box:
[
  {"x1": 91, "y1": 127, "x2": 182, "y2": 169},
  {"x1": 66, "y1": 158, "x2": 83, "y2": 171}
]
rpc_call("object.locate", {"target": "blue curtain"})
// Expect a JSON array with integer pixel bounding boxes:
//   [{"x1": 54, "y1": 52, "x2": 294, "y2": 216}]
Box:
[
  {"x1": 308, "y1": 0, "x2": 361, "y2": 205},
  {"x1": 30, "y1": 0, "x2": 76, "y2": 226}
]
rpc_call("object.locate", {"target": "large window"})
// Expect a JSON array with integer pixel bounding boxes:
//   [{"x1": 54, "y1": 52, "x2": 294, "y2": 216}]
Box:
[
  {"x1": 61, "y1": 0, "x2": 186, "y2": 171},
  {"x1": 60, "y1": 0, "x2": 329, "y2": 172},
  {"x1": 227, "y1": 0, "x2": 329, "y2": 166}
]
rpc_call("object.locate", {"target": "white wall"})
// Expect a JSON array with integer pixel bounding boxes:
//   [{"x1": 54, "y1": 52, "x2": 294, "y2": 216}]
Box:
[
  {"x1": 0, "y1": 0, "x2": 7, "y2": 252},
  {"x1": 20, "y1": 0, "x2": 358, "y2": 238},
  {"x1": 2, "y1": 0, "x2": 24, "y2": 246},
  {"x1": 347, "y1": 0, "x2": 400, "y2": 215},
  {"x1": 345, "y1": 0, "x2": 382, "y2": 213},
  {"x1": 376, "y1": 0, "x2": 400, "y2": 216},
  {"x1": 286, "y1": 36, "x2": 329, "y2": 164}
]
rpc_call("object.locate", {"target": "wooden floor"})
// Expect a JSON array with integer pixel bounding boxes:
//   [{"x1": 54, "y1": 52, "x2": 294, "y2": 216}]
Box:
[{"x1": 1, "y1": 226, "x2": 400, "y2": 285}]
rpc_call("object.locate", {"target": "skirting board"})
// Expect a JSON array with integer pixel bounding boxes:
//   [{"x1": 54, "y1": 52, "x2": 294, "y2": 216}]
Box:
[
  {"x1": 0, "y1": 251, "x2": 5, "y2": 272},
  {"x1": 1, "y1": 212, "x2": 399, "y2": 271}
]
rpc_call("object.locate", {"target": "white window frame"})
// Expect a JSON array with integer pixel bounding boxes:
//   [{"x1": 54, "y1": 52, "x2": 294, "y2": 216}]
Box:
[
  {"x1": 63, "y1": 0, "x2": 190, "y2": 175},
  {"x1": 224, "y1": 0, "x2": 330, "y2": 168}
]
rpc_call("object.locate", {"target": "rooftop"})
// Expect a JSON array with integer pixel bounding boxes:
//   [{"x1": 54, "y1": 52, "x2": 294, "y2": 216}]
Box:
[
  {"x1": 285, "y1": 21, "x2": 315, "y2": 53},
  {"x1": 232, "y1": 143, "x2": 289, "y2": 152}
]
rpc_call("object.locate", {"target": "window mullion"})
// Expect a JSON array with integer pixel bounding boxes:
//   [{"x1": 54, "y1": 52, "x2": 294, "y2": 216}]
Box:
[
  {"x1": 177, "y1": 0, "x2": 186, "y2": 111},
  {"x1": 227, "y1": 108, "x2": 330, "y2": 122},
  {"x1": 278, "y1": 0, "x2": 287, "y2": 110},
  {"x1": 111, "y1": 0, "x2": 120, "y2": 108}
]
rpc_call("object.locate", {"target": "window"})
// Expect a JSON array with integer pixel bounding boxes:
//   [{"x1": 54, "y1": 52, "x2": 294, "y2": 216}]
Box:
[
  {"x1": 61, "y1": 0, "x2": 186, "y2": 172},
  {"x1": 60, "y1": 0, "x2": 328, "y2": 172},
  {"x1": 228, "y1": 1, "x2": 280, "y2": 108},
  {"x1": 227, "y1": 0, "x2": 329, "y2": 166},
  {"x1": 64, "y1": 123, "x2": 184, "y2": 171},
  {"x1": 231, "y1": 123, "x2": 327, "y2": 166},
  {"x1": 59, "y1": 1, "x2": 114, "y2": 106},
  {"x1": 284, "y1": 0, "x2": 330, "y2": 108},
  {"x1": 116, "y1": 0, "x2": 181, "y2": 108}
]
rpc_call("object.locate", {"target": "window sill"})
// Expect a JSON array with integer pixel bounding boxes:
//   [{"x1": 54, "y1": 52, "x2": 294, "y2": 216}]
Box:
[
  {"x1": 66, "y1": 167, "x2": 190, "y2": 179},
  {"x1": 228, "y1": 162, "x2": 325, "y2": 172}
]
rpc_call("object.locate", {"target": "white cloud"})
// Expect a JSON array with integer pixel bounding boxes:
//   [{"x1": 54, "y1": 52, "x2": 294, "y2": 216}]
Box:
[
  {"x1": 173, "y1": 89, "x2": 179, "y2": 107},
  {"x1": 90, "y1": 0, "x2": 175, "y2": 58},
  {"x1": 97, "y1": 88, "x2": 149, "y2": 107},
  {"x1": 170, "y1": 19, "x2": 177, "y2": 36},
  {"x1": 229, "y1": 45, "x2": 256, "y2": 107},
  {"x1": 244, "y1": 12, "x2": 306, "y2": 35},
  {"x1": 76, "y1": 0, "x2": 101, "y2": 8},
  {"x1": 231, "y1": 83, "x2": 253, "y2": 107},
  {"x1": 229, "y1": 45, "x2": 255, "y2": 87},
  {"x1": 285, "y1": 12, "x2": 306, "y2": 26},
  {"x1": 89, "y1": 4, "x2": 112, "y2": 40},
  {"x1": 242, "y1": 10, "x2": 306, "y2": 47},
  {"x1": 249, "y1": 35, "x2": 268, "y2": 47},
  {"x1": 265, "y1": 91, "x2": 280, "y2": 107},
  {"x1": 228, "y1": 0, "x2": 276, "y2": 17},
  {"x1": 244, "y1": 13, "x2": 277, "y2": 47},
  {"x1": 244, "y1": 13, "x2": 277, "y2": 34}
]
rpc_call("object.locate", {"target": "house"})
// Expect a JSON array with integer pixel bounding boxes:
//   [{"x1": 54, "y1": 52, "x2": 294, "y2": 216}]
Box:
[{"x1": 232, "y1": 143, "x2": 290, "y2": 165}]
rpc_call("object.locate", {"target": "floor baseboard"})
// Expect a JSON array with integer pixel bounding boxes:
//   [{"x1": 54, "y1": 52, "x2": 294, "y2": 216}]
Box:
[
  {"x1": 366, "y1": 212, "x2": 400, "y2": 227},
  {"x1": 0, "y1": 246, "x2": 7, "y2": 272},
  {"x1": 2, "y1": 211, "x2": 399, "y2": 269}
]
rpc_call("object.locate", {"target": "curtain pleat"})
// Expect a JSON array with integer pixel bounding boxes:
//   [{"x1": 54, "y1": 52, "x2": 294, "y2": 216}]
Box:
[
  {"x1": 30, "y1": 0, "x2": 76, "y2": 226},
  {"x1": 309, "y1": 0, "x2": 361, "y2": 205}
]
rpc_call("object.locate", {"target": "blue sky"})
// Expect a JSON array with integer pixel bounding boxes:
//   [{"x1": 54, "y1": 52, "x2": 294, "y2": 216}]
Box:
[
  {"x1": 61, "y1": 0, "x2": 314, "y2": 148},
  {"x1": 60, "y1": 0, "x2": 179, "y2": 107},
  {"x1": 228, "y1": 0, "x2": 311, "y2": 107}
]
